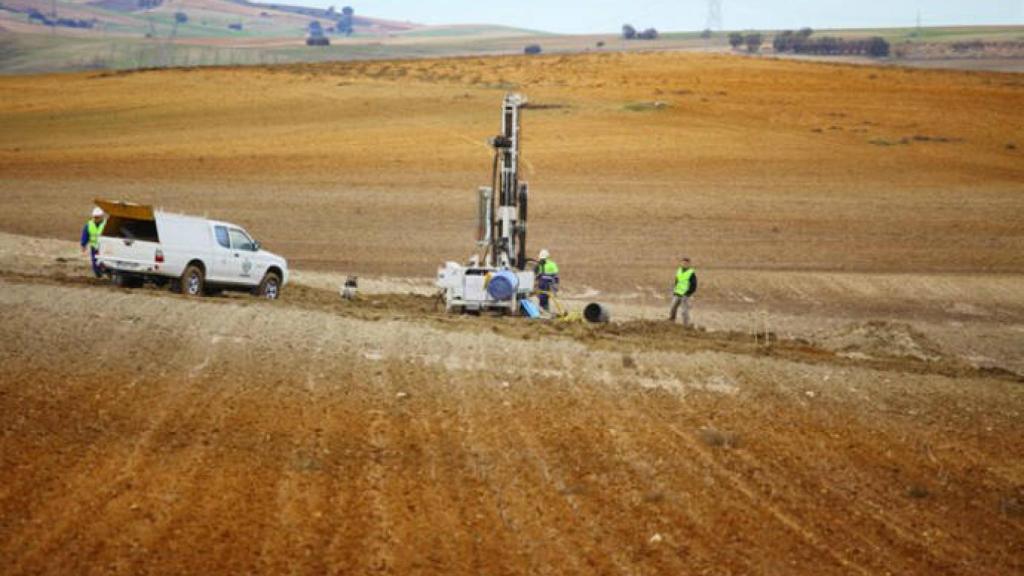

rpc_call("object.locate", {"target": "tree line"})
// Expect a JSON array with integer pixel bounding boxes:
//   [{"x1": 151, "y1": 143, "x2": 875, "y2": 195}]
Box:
[
  {"x1": 622, "y1": 24, "x2": 658, "y2": 40},
  {"x1": 773, "y1": 29, "x2": 890, "y2": 57},
  {"x1": 727, "y1": 28, "x2": 889, "y2": 58}
]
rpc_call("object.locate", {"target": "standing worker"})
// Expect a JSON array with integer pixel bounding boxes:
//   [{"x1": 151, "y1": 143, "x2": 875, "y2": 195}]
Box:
[
  {"x1": 80, "y1": 206, "x2": 107, "y2": 278},
  {"x1": 669, "y1": 256, "x2": 698, "y2": 327},
  {"x1": 535, "y1": 248, "x2": 560, "y2": 312}
]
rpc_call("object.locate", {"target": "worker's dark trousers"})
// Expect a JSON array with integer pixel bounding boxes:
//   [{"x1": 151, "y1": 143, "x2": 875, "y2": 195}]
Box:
[
  {"x1": 89, "y1": 247, "x2": 103, "y2": 278},
  {"x1": 538, "y1": 276, "x2": 557, "y2": 311}
]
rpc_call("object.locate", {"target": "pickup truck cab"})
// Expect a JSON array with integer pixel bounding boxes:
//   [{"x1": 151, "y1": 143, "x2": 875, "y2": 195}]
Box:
[{"x1": 95, "y1": 199, "x2": 288, "y2": 299}]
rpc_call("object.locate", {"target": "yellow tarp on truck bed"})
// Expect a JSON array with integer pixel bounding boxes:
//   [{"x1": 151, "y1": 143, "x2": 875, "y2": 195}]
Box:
[{"x1": 95, "y1": 199, "x2": 155, "y2": 222}]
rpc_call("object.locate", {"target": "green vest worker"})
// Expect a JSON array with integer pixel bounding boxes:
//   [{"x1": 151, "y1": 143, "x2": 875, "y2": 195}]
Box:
[
  {"x1": 79, "y1": 206, "x2": 107, "y2": 278},
  {"x1": 535, "y1": 248, "x2": 560, "y2": 312},
  {"x1": 669, "y1": 256, "x2": 697, "y2": 327}
]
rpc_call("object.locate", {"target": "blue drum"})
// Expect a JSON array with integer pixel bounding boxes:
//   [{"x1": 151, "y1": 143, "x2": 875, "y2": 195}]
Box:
[{"x1": 487, "y1": 270, "x2": 519, "y2": 301}]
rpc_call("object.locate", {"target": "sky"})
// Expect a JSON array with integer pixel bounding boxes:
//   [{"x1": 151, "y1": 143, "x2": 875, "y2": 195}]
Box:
[{"x1": 271, "y1": 0, "x2": 1023, "y2": 34}]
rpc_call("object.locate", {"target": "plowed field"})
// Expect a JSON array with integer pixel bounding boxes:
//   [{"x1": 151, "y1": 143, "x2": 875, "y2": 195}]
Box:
[{"x1": 1, "y1": 52, "x2": 1023, "y2": 574}]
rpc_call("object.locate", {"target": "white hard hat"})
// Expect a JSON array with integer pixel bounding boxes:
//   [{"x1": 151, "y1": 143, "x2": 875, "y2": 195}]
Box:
[
  {"x1": 538, "y1": 249, "x2": 550, "y2": 260},
  {"x1": 91, "y1": 207, "x2": 104, "y2": 218}
]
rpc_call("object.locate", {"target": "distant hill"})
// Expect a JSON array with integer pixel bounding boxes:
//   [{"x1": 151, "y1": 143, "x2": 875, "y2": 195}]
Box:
[
  {"x1": 1, "y1": 0, "x2": 424, "y2": 37},
  {"x1": 2, "y1": 2, "x2": 1020, "y2": 76}
]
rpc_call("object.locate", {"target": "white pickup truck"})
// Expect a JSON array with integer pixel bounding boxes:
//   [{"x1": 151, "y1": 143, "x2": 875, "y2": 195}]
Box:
[{"x1": 95, "y1": 199, "x2": 289, "y2": 299}]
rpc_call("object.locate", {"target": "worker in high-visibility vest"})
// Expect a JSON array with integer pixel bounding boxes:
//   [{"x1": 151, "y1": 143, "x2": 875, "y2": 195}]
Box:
[
  {"x1": 80, "y1": 206, "x2": 107, "y2": 278},
  {"x1": 669, "y1": 256, "x2": 698, "y2": 326},
  {"x1": 535, "y1": 248, "x2": 560, "y2": 312}
]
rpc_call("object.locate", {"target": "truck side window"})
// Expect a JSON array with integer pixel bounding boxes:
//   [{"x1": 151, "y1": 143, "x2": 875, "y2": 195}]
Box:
[
  {"x1": 229, "y1": 228, "x2": 255, "y2": 251},
  {"x1": 215, "y1": 226, "x2": 230, "y2": 249}
]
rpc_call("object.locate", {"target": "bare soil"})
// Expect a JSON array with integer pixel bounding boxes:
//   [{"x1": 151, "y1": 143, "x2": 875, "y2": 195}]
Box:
[{"x1": 1, "y1": 52, "x2": 1023, "y2": 574}]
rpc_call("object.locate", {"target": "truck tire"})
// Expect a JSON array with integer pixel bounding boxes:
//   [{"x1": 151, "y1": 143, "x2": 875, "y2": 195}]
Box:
[
  {"x1": 181, "y1": 264, "x2": 205, "y2": 297},
  {"x1": 257, "y1": 271, "x2": 281, "y2": 300}
]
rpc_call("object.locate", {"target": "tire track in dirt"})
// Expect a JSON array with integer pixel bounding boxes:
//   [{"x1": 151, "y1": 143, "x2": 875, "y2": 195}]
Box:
[{"x1": 666, "y1": 422, "x2": 872, "y2": 576}]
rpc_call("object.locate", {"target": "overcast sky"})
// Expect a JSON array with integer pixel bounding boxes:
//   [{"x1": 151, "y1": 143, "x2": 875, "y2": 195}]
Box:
[{"x1": 274, "y1": 1, "x2": 1023, "y2": 33}]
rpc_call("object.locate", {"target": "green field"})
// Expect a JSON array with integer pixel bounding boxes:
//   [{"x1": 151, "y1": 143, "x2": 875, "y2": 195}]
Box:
[{"x1": 2, "y1": 0, "x2": 1022, "y2": 77}]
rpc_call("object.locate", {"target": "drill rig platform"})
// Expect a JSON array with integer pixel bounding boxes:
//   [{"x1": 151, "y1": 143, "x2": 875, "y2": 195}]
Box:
[{"x1": 436, "y1": 93, "x2": 535, "y2": 315}]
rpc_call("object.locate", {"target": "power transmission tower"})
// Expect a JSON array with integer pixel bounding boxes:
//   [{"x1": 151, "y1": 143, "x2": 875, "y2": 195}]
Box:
[{"x1": 706, "y1": 0, "x2": 723, "y2": 32}]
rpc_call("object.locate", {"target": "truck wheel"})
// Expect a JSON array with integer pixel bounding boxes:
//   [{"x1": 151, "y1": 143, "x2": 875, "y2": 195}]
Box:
[
  {"x1": 181, "y1": 265, "x2": 205, "y2": 297},
  {"x1": 257, "y1": 272, "x2": 281, "y2": 300}
]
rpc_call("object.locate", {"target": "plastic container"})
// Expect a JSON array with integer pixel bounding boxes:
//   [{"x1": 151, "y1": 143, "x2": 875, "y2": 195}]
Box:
[
  {"x1": 487, "y1": 270, "x2": 519, "y2": 301},
  {"x1": 520, "y1": 299, "x2": 540, "y2": 318}
]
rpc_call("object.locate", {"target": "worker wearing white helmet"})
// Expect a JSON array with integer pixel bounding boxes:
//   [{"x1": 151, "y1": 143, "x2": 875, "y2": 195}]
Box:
[
  {"x1": 535, "y1": 248, "x2": 560, "y2": 312},
  {"x1": 80, "y1": 206, "x2": 107, "y2": 278}
]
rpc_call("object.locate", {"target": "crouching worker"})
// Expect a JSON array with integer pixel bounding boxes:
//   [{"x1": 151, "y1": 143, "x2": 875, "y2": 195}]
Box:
[
  {"x1": 669, "y1": 256, "x2": 698, "y2": 327},
  {"x1": 535, "y1": 248, "x2": 560, "y2": 312},
  {"x1": 80, "y1": 206, "x2": 107, "y2": 278}
]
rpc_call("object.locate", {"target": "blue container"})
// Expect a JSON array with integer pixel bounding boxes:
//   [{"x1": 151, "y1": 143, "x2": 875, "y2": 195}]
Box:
[
  {"x1": 520, "y1": 299, "x2": 540, "y2": 318},
  {"x1": 487, "y1": 270, "x2": 519, "y2": 301}
]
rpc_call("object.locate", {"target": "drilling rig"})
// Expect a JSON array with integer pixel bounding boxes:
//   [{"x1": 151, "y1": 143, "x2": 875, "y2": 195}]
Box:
[{"x1": 436, "y1": 93, "x2": 535, "y2": 315}]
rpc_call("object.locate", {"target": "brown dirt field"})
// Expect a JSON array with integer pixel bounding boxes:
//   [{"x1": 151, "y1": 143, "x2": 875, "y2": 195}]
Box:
[
  {"x1": 1, "y1": 52, "x2": 1023, "y2": 574},
  {"x1": 1, "y1": 265, "x2": 1022, "y2": 575},
  {"x1": 1, "y1": 52, "x2": 1022, "y2": 284}
]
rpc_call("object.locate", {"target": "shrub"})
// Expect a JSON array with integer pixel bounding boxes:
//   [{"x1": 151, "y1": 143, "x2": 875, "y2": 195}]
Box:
[
  {"x1": 524, "y1": 44, "x2": 542, "y2": 55},
  {"x1": 745, "y1": 33, "x2": 763, "y2": 53},
  {"x1": 865, "y1": 36, "x2": 890, "y2": 57}
]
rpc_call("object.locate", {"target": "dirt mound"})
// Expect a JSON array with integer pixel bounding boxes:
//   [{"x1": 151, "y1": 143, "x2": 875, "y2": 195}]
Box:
[{"x1": 816, "y1": 320, "x2": 946, "y2": 361}]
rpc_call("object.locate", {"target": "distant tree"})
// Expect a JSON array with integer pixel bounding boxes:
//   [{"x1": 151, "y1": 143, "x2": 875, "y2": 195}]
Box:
[
  {"x1": 798, "y1": 27, "x2": 814, "y2": 39},
  {"x1": 524, "y1": 44, "x2": 542, "y2": 55},
  {"x1": 745, "y1": 32, "x2": 763, "y2": 53},
  {"x1": 700, "y1": 28, "x2": 712, "y2": 39},
  {"x1": 728, "y1": 32, "x2": 743, "y2": 49},
  {"x1": 326, "y1": 5, "x2": 335, "y2": 17},
  {"x1": 865, "y1": 36, "x2": 890, "y2": 57},
  {"x1": 622, "y1": 24, "x2": 636, "y2": 40},
  {"x1": 170, "y1": 10, "x2": 187, "y2": 40},
  {"x1": 337, "y1": 6, "x2": 354, "y2": 36},
  {"x1": 773, "y1": 30, "x2": 794, "y2": 52},
  {"x1": 637, "y1": 27, "x2": 658, "y2": 40},
  {"x1": 228, "y1": 22, "x2": 242, "y2": 31},
  {"x1": 596, "y1": 40, "x2": 605, "y2": 48}
]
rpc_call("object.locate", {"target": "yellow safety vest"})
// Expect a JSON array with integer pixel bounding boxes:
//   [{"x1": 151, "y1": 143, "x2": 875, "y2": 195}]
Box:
[
  {"x1": 539, "y1": 260, "x2": 559, "y2": 275},
  {"x1": 674, "y1": 267, "x2": 694, "y2": 296},
  {"x1": 87, "y1": 219, "x2": 105, "y2": 249}
]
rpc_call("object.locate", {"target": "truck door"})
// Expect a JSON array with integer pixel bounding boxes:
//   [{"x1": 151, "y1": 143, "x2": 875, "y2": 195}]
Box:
[
  {"x1": 228, "y1": 227, "x2": 258, "y2": 284},
  {"x1": 209, "y1": 225, "x2": 235, "y2": 283}
]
